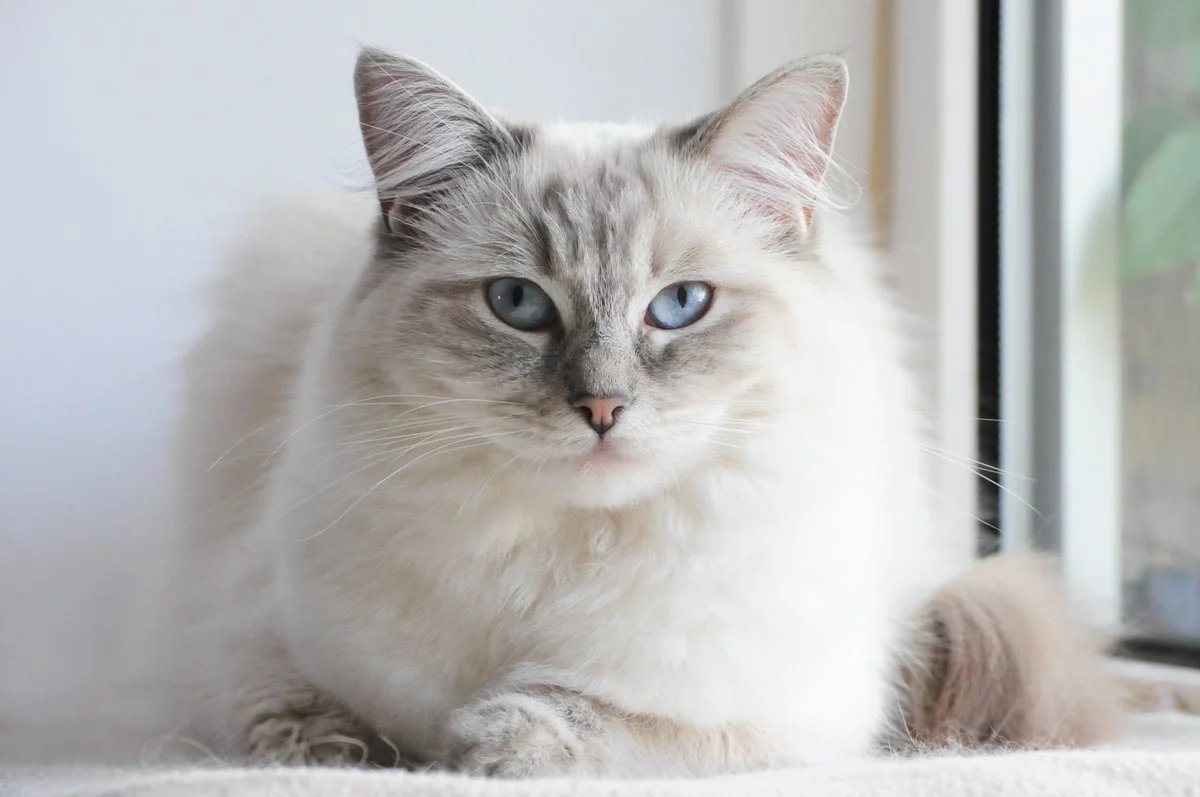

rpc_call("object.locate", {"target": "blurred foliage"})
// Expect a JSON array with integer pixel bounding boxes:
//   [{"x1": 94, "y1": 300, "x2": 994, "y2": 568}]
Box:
[
  {"x1": 1125, "y1": 126, "x2": 1200, "y2": 279},
  {"x1": 1128, "y1": 0, "x2": 1200, "y2": 46},
  {"x1": 1122, "y1": 0, "x2": 1200, "y2": 304}
]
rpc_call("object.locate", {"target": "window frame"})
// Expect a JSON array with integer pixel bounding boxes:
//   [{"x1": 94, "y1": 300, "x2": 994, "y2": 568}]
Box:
[
  {"x1": 888, "y1": 0, "x2": 983, "y2": 570},
  {"x1": 1000, "y1": 0, "x2": 1124, "y2": 630}
]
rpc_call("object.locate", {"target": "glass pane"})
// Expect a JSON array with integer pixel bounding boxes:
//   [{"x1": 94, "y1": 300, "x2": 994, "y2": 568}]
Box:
[{"x1": 1120, "y1": 0, "x2": 1200, "y2": 649}]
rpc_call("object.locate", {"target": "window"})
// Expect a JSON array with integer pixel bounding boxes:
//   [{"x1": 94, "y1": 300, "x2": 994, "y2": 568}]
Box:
[
  {"x1": 998, "y1": 0, "x2": 1125, "y2": 627},
  {"x1": 998, "y1": 0, "x2": 1200, "y2": 667},
  {"x1": 1120, "y1": 0, "x2": 1200, "y2": 662}
]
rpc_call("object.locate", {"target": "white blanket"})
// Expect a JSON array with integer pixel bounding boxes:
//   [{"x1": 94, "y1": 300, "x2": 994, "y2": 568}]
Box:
[{"x1": 5, "y1": 713, "x2": 1200, "y2": 797}]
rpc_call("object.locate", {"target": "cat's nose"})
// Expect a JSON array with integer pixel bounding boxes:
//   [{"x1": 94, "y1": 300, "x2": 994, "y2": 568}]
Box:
[{"x1": 571, "y1": 392, "x2": 629, "y2": 437}]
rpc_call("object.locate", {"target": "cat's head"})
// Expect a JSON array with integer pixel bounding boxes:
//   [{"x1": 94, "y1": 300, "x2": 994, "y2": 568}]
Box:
[{"x1": 343, "y1": 48, "x2": 849, "y2": 509}]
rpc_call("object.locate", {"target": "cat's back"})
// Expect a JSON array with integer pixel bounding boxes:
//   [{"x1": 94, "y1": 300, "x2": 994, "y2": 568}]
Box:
[{"x1": 178, "y1": 192, "x2": 376, "y2": 529}]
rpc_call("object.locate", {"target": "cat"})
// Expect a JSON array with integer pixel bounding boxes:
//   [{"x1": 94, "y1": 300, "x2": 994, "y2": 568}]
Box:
[{"x1": 166, "y1": 47, "x2": 1121, "y2": 776}]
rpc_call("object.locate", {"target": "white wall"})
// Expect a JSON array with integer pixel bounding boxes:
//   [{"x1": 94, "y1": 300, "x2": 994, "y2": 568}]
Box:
[{"x1": 0, "y1": 1, "x2": 724, "y2": 569}]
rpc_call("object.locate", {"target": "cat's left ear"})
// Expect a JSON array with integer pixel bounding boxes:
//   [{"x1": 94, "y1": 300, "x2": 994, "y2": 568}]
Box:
[{"x1": 680, "y1": 55, "x2": 848, "y2": 228}]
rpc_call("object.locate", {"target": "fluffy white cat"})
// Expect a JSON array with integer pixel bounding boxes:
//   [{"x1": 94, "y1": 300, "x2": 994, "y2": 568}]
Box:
[{"x1": 0, "y1": 48, "x2": 1119, "y2": 777}]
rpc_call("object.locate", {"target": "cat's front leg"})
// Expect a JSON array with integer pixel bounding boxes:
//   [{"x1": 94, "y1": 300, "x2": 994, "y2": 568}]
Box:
[
  {"x1": 443, "y1": 687, "x2": 603, "y2": 777},
  {"x1": 235, "y1": 679, "x2": 387, "y2": 767},
  {"x1": 443, "y1": 686, "x2": 784, "y2": 778}
]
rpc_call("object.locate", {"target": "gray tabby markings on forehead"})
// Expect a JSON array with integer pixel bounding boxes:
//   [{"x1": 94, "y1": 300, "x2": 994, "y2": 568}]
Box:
[
  {"x1": 537, "y1": 177, "x2": 578, "y2": 271},
  {"x1": 530, "y1": 164, "x2": 654, "y2": 285},
  {"x1": 529, "y1": 214, "x2": 556, "y2": 278}
]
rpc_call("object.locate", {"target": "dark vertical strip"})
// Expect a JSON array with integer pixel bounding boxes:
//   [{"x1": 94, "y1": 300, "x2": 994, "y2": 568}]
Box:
[{"x1": 977, "y1": 0, "x2": 1003, "y2": 556}]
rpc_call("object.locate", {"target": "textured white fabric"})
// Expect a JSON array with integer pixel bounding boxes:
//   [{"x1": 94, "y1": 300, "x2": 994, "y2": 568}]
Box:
[{"x1": 4, "y1": 713, "x2": 1200, "y2": 797}]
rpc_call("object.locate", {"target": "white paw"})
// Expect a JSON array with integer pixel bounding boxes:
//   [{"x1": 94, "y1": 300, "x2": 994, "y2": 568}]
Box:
[
  {"x1": 244, "y1": 692, "x2": 388, "y2": 767},
  {"x1": 446, "y1": 692, "x2": 590, "y2": 778}
]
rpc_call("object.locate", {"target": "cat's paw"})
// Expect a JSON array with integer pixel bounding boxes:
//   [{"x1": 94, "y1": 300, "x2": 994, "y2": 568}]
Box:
[
  {"x1": 445, "y1": 691, "x2": 595, "y2": 778},
  {"x1": 243, "y1": 691, "x2": 389, "y2": 767}
]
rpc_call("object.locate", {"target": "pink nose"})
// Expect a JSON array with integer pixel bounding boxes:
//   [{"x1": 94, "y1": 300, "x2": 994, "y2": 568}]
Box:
[{"x1": 571, "y1": 393, "x2": 629, "y2": 436}]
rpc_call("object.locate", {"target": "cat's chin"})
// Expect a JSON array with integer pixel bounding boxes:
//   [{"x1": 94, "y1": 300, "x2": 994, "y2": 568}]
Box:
[{"x1": 532, "y1": 448, "x2": 675, "y2": 510}]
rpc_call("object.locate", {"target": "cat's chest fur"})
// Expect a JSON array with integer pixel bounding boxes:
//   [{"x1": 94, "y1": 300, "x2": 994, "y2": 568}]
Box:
[{"x1": 268, "y1": 410, "x2": 910, "y2": 762}]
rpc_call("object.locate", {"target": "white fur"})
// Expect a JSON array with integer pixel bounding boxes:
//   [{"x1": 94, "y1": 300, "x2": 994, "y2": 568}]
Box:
[
  {"x1": 164, "y1": 181, "x2": 949, "y2": 775},
  {"x1": 177, "y1": 52, "x2": 951, "y2": 777}
]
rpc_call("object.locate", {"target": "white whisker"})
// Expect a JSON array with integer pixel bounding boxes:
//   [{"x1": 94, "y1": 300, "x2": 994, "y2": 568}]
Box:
[{"x1": 293, "y1": 430, "x2": 522, "y2": 542}]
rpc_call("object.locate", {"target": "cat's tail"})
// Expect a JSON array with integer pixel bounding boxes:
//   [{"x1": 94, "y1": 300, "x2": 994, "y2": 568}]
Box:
[{"x1": 896, "y1": 553, "x2": 1124, "y2": 751}]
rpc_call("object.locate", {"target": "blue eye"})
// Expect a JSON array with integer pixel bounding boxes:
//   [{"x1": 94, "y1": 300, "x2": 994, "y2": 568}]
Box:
[
  {"x1": 486, "y1": 278, "x2": 557, "y2": 331},
  {"x1": 645, "y1": 282, "x2": 713, "y2": 330}
]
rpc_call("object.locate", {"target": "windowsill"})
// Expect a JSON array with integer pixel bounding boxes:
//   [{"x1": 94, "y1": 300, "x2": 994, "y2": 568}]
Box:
[{"x1": 1113, "y1": 656, "x2": 1200, "y2": 715}]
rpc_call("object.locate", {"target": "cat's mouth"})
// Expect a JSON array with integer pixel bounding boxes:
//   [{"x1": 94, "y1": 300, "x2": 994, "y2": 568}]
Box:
[
  {"x1": 583, "y1": 442, "x2": 625, "y2": 462},
  {"x1": 531, "y1": 437, "x2": 666, "y2": 508},
  {"x1": 566, "y1": 438, "x2": 631, "y2": 469}
]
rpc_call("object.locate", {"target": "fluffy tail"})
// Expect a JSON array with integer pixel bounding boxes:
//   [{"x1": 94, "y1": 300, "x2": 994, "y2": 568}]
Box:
[{"x1": 898, "y1": 554, "x2": 1123, "y2": 750}]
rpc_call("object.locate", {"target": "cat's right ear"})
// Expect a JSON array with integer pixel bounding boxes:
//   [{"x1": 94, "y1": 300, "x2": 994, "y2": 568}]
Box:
[{"x1": 354, "y1": 48, "x2": 515, "y2": 235}]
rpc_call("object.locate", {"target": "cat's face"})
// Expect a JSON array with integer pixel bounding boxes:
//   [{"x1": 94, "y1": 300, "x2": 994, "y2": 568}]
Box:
[{"x1": 345, "y1": 50, "x2": 847, "y2": 508}]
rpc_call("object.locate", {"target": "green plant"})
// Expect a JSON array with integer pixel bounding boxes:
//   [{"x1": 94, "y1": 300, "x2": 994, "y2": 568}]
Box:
[{"x1": 1122, "y1": 0, "x2": 1200, "y2": 306}]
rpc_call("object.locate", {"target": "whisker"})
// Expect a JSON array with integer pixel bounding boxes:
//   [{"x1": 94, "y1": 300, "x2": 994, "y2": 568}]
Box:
[
  {"x1": 705, "y1": 440, "x2": 757, "y2": 454},
  {"x1": 278, "y1": 426, "x2": 507, "y2": 516},
  {"x1": 917, "y1": 443, "x2": 1042, "y2": 522},
  {"x1": 916, "y1": 443, "x2": 1032, "y2": 481},
  {"x1": 458, "y1": 452, "x2": 524, "y2": 516},
  {"x1": 314, "y1": 417, "x2": 498, "y2": 454},
  {"x1": 204, "y1": 393, "x2": 498, "y2": 471},
  {"x1": 923, "y1": 483, "x2": 1001, "y2": 535},
  {"x1": 262, "y1": 396, "x2": 518, "y2": 465},
  {"x1": 293, "y1": 431, "x2": 522, "y2": 542},
  {"x1": 206, "y1": 414, "x2": 293, "y2": 472}
]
